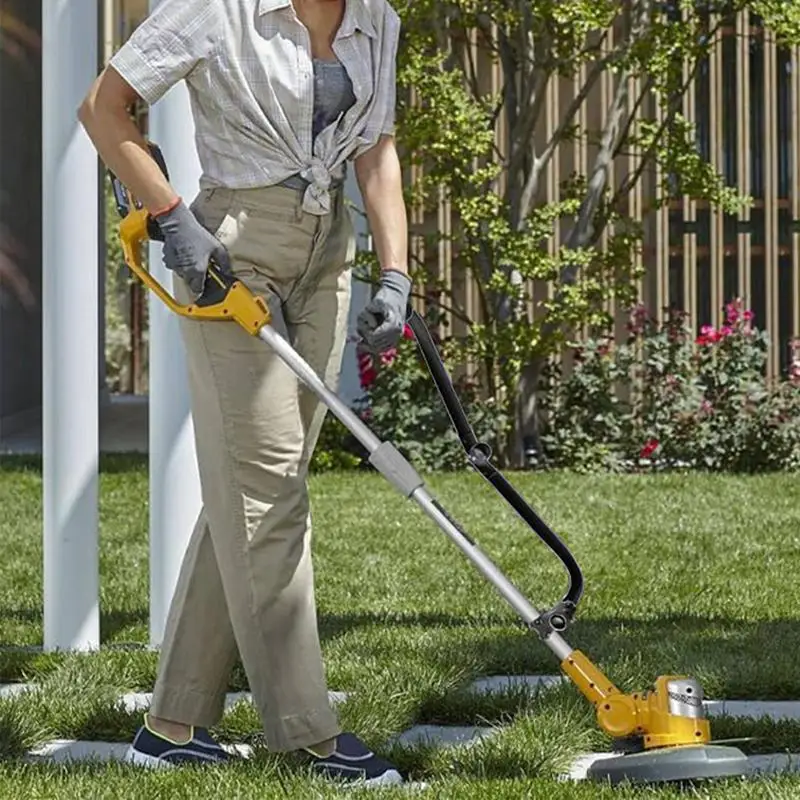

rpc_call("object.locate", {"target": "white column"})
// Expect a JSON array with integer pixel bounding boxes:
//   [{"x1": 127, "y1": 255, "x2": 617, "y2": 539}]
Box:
[
  {"x1": 146, "y1": 0, "x2": 203, "y2": 646},
  {"x1": 42, "y1": 0, "x2": 100, "y2": 651},
  {"x1": 340, "y1": 170, "x2": 372, "y2": 404}
]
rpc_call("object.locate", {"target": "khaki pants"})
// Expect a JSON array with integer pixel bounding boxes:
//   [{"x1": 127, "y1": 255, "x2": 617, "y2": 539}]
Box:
[{"x1": 149, "y1": 182, "x2": 355, "y2": 752}]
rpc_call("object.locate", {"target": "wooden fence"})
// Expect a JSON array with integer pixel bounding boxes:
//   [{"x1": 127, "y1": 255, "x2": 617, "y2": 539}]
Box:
[
  {"x1": 409, "y1": 10, "x2": 799, "y2": 379},
  {"x1": 115, "y1": 5, "x2": 800, "y2": 379}
]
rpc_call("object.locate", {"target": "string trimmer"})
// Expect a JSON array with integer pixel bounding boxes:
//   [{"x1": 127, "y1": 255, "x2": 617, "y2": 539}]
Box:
[{"x1": 109, "y1": 143, "x2": 752, "y2": 786}]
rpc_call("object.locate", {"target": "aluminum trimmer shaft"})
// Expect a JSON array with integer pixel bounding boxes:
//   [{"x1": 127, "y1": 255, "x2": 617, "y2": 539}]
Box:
[{"x1": 258, "y1": 323, "x2": 574, "y2": 662}]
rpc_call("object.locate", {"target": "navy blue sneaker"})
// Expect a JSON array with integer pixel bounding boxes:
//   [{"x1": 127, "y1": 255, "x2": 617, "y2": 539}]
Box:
[
  {"x1": 126, "y1": 718, "x2": 234, "y2": 769},
  {"x1": 303, "y1": 732, "x2": 403, "y2": 786}
]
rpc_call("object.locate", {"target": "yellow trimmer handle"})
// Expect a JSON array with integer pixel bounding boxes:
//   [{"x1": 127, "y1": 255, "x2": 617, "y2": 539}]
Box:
[{"x1": 111, "y1": 142, "x2": 270, "y2": 336}]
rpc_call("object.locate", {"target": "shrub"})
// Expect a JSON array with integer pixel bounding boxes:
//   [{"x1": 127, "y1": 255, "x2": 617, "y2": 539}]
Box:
[
  {"x1": 539, "y1": 299, "x2": 800, "y2": 473},
  {"x1": 355, "y1": 321, "x2": 509, "y2": 472},
  {"x1": 310, "y1": 320, "x2": 508, "y2": 473}
]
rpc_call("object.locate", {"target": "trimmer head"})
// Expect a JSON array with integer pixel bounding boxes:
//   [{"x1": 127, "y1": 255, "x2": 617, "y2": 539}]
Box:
[{"x1": 586, "y1": 744, "x2": 750, "y2": 785}]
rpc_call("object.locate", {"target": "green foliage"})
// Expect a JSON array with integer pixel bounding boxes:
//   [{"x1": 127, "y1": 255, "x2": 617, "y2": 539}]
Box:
[
  {"x1": 385, "y1": 0, "x2": 790, "y2": 465},
  {"x1": 310, "y1": 321, "x2": 509, "y2": 473},
  {"x1": 354, "y1": 329, "x2": 508, "y2": 472},
  {"x1": 539, "y1": 300, "x2": 800, "y2": 473},
  {"x1": 309, "y1": 414, "x2": 362, "y2": 472},
  {"x1": 103, "y1": 181, "x2": 134, "y2": 394}
]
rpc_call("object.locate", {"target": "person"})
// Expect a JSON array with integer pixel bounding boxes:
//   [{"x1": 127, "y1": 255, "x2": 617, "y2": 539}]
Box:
[{"x1": 78, "y1": 0, "x2": 410, "y2": 787}]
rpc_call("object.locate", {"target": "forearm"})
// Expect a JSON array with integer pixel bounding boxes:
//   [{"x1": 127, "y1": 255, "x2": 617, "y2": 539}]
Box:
[
  {"x1": 355, "y1": 136, "x2": 408, "y2": 276},
  {"x1": 77, "y1": 69, "x2": 178, "y2": 215}
]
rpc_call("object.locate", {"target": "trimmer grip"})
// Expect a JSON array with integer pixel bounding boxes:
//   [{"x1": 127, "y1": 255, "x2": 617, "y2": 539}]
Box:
[
  {"x1": 109, "y1": 141, "x2": 270, "y2": 335},
  {"x1": 195, "y1": 261, "x2": 237, "y2": 308}
]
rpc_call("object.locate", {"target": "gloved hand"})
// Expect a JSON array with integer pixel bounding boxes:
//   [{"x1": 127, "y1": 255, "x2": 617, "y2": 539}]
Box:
[
  {"x1": 153, "y1": 199, "x2": 233, "y2": 297},
  {"x1": 356, "y1": 269, "x2": 412, "y2": 353}
]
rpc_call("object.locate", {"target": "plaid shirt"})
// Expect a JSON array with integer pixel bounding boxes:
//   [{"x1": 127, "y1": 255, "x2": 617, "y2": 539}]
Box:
[{"x1": 110, "y1": 0, "x2": 400, "y2": 215}]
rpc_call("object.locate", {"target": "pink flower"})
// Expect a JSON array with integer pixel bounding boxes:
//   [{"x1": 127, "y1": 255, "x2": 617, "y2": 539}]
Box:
[
  {"x1": 379, "y1": 347, "x2": 398, "y2": 366},
  {"x1": 743, "y1": 310, "x2": 754, "y2": 323},
  {"x1": 696, "y1": 325, "x2": 720, "y2": 346},
  {"x1": 725, "y1": 300, "x2": 741, "y2": 325},
  {"x1": 628, "y1": 304, "x2": 649, "y2": 336},
  {"x1": 640, "y1": 439, "x2": 659, "y2": 459},
  {"x1": 699, "y1": 399, "x2": 713, "y2": 415},
  {"x1": 719, "y1": 325, "x2": 733, "y2": 338},
  {"x1": 358, "y1": 352, "x2": 377, "y2": 389},
  {"x1": 402, "y1": 323, "x2": 414, "y2": 340}
]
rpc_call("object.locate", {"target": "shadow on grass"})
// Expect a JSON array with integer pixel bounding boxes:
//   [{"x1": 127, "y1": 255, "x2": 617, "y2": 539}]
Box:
[
  {"x1": 317, "y1": 611, "x2": 800, "y2": 700},
  {"x1": 1, "y1": 610, "x2": 799, "y2": 700},
  {"x1": 0, "y1": 608, "x2": 148, "y2": 645},
  {"x1": 100, "y1": 610, "x2": 149, "y2": 642},
  {"x1": 0, "y1": 455, "x2": 147, "y2": 475},
  {"x1": 0, "y1": 608, "x2": 41, "y2": 626}
]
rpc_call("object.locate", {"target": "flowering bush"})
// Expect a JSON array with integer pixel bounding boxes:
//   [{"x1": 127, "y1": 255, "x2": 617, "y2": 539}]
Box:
[
  {"x1": 539, "y1": 299, "x2": 800, "y2": 472},
  {"x1": 353, "y1": 322, "x2": 507, "y2": 471},
  {"x1": 311, "y1": 321, "x2": 507, "y2": 473}
]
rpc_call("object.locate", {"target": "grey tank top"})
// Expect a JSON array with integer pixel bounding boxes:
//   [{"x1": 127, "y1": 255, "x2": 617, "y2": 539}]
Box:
[
  {"x1": 279, "y1": 58, "x2": 356, "y2": 191},
  {"x1": 312, "y1": 58, "x2": 356, "y2": 139}
]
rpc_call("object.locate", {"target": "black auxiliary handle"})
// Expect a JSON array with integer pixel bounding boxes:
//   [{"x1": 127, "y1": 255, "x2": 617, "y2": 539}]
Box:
[{"x1": 405, "y1": 309, "x2": 584, "y2": 635}]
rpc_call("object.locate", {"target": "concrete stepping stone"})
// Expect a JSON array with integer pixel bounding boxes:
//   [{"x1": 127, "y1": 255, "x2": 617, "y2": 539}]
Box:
[
  {"x1": 390, "y1": 724, "x2": 497, "y2": 749},
  {"x1": 747, "y1": 752, "x2": 800, "y2": 775},
  {"x1": 705, "y1": 700, "x2": 800, "y2": 721},
  {"x1": 0, "y1": 683, "x2": 33, "y2": 699},
  {"x1": 27, "y1": 740, "x2": 131, "y2": 764},
  {"x1": 469, "y1": 677, "x2": 800, "y2": 723},
  {"x1": 117, "y1": 689, "x2": 348, "y2": 714},
  {"x1": 468, "y1": 675, "x2": 564, "y2": 694},
  {"x1": 26, "y1": 739, "x2": 253, "y2": 764}
]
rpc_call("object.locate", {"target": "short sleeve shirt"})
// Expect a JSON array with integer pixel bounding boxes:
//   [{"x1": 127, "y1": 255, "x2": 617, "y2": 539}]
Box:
[{"x1": 110, "y1": 0, "x2": 400, "y2": 215}]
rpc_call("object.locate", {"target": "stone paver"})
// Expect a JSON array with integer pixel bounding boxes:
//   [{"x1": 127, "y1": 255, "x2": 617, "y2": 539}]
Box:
[
  {"x1": 469, "y1": 675, "x2": 564, "y2": 694},
  {"x1": 26, "y1": 739, "x2": 253, "y2": 765},
  {"x1": 117, "y1": 689, "x2": 347, "y2": 714},
  {"x1": 705, "y1": 699, "x2": 800, "y2": 721},
  {"x1": 747, "y1": 752, "x2": 800, "y2": 775},
  {"x1": 0, "y1": 683, "x2": 33, "y2": 699},
  {"x1": 26, "y1": 740, "x2": 131, "y2": 765},
  {"x1": 390, "y1": 724, "x2": 497, "y2": 749}
]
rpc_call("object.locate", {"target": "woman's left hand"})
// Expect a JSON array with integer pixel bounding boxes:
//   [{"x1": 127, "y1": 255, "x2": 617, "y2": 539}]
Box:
[{"x1": 356, "y1": 269, "x2": 411, "y2": 353}]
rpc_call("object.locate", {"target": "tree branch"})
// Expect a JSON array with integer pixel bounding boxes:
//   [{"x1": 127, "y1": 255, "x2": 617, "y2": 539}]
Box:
[
  {"x1": 514, "y1": 49, "x2": 618, "y2": 228},
  {"x1": 536, "y1": 0, "x2": 654, "y2": 342},
  {"x1": 596, "y1": 34, "x2": 714, "y2": 243}
]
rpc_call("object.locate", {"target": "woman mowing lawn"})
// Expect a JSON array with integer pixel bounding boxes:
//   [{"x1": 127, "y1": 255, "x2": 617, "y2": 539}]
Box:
[{"x1": 78, "y1": 0, "x2": 409, "y2": 787}]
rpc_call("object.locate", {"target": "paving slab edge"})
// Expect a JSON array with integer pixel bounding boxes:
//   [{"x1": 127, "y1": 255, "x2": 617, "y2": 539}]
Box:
[{"x1": 5, "y1": 675, "x2": 800, "y2": 721}]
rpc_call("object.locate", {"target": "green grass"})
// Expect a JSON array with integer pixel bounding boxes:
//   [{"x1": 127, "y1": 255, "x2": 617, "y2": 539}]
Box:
[{"x1": 1, "y1": 454, "x2": 800, "y2": 797}]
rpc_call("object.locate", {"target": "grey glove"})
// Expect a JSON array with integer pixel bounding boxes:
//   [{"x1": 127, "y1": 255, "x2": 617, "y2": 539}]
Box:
[
  {"x1": 356, "y1": 269, "x2": 412, "y2": 352},
  {"x1": 154, "y1": 199, "x2": 233, "y2": 297}
]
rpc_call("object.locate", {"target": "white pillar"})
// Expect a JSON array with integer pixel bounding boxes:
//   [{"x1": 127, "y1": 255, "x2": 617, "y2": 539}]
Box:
[
  {"x1": 42, "y1": 0, "x2": 100, "y2": 651},
  {"x1": 146, "y1": 0, "x2": 203, "y2": 646},
  {"x1": 341, "y1": 170, "x2": 372, "y2": 404}
]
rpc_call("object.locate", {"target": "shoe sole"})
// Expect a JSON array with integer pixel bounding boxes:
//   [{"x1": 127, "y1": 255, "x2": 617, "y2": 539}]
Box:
[
  {"x1": 365, "y1": 768, "x2": 404, "y2": 786},
  {"x1": 128, "y1": 746, "x2": 407, "y2": 788},
  {"x1": 332, "y1": 768, "x2": 405, "y2": 789},
  {"x1": 125, "y1": 746, "x2": 176, "y2": 770}
]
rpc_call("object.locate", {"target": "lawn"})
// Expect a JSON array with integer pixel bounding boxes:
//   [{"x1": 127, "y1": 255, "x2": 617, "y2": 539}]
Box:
[{"x1": 0, "y1": 455, "x2": 800, "y2": 798}]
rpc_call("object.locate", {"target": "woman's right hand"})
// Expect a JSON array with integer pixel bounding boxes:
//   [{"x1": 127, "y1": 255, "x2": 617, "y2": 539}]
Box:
[{"x1": 154, "y1": 199, "x2": 233, "y2": 297}]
